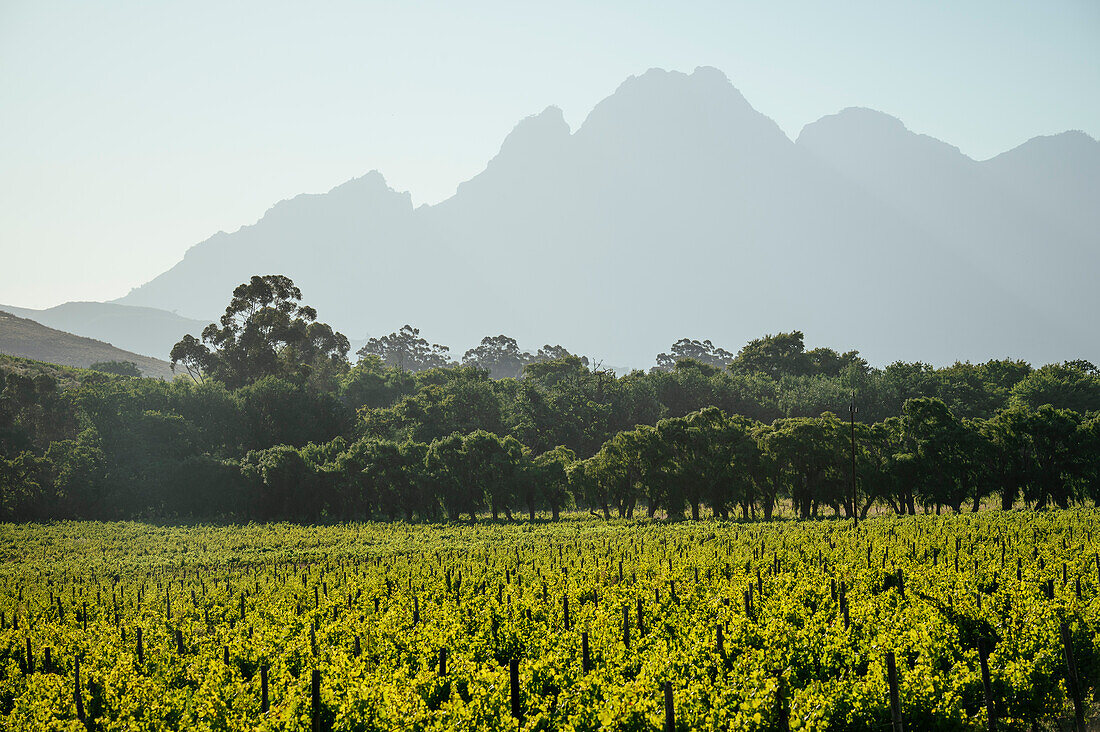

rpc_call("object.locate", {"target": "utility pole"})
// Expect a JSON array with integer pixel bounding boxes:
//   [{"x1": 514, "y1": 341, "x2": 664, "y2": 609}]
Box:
[{"x1": 850, "y1": 391, "x2": 858, "y2": 527}]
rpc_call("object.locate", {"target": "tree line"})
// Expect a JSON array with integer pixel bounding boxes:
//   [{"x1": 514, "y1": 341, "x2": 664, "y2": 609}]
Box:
[{"x1": 2, "y1": 274, "x2": 1098, "y2": 522}]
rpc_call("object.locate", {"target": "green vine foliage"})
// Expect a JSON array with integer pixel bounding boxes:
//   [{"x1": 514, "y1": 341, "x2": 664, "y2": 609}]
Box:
[{"x1": 1, "y1": 511, "x2": 1098, "y2": 730}]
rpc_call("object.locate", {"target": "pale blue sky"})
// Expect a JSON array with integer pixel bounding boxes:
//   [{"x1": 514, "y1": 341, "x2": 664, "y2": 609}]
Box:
[{"x1": 2, "y1": 0, "x2": 1097, "y2": 308}]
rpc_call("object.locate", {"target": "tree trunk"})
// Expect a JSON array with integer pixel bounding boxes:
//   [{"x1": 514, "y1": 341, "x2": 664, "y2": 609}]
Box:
[{"x1": 691, "y1": 502, "x2": 700, "y2": 521}]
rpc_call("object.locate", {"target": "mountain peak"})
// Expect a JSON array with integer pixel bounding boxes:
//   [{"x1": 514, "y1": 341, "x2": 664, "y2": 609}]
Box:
[
  {"x1": 258, "y1": 170, "x2": 412, "y2": 224},
  {"x1": 591, "y1": 65, "x2": 753, "y2": 119},
  {"x1": 992, "y1": 129, "x2": 1099, "y2": 160},
  {"x1": 576, "y1": 65, "x2": 788, "y2": 150},
  {"x1": 495, "y1": 106, "x2": 570, "y2": 160},
  {"x1": 327, "y1": 169, "x2": 393, "y2": 196},
  {"x1": 806, "y1": 106, "x2": 907, "y2": 134},
  {"x1": 798, "y1": 106, "x2": 964, "y2": 162}
]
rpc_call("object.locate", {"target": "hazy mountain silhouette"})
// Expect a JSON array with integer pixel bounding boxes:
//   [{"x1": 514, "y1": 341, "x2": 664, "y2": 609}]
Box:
[{"x1": 115, "y1": 67, "x2": 1098, "y2": 367}]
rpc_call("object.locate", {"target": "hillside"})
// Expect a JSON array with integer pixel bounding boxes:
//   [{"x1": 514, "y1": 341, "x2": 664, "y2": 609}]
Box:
[
  {"x1": 0, "y1": 301, "x2": 206, "y2": 362},
  {"x1": 115, "y1": 67, "x2": 1099, "y2": 368},
  {"x1": 0, "y1": 310, "x2": 176, "y2": 379},
  {"x1": 0, "y1": 352, "x2": 116, "y2": 390}
]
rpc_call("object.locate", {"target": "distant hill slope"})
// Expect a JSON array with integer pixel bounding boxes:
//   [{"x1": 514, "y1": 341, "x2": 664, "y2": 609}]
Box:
[
  {"x1": 0, "y1": 311, "x2": 176, "y2": 380},
  {"x1": 0, "y1": 353, "x2": 120, "y2": 390},
  {"x1": 115, "y1": 67, "x2": 1098, "y2": 367},
  {"x1": 0, "y1": 301, "x2": 207, "y2": 362}
]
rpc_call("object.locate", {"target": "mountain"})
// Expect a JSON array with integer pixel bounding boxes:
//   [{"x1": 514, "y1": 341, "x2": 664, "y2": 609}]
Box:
[
  {"x1": 115, "y1": 67, "x2": 1099, "y2": 368},
  {"x1": 796, "y1": 109, "x2": 1099, "y2": 326},
  {"x1": 0, "y1": 311, "x2": 175, "y2": 379},
  {"x1": 0, "y1": 302, "x2": 208, "y2": 362}
]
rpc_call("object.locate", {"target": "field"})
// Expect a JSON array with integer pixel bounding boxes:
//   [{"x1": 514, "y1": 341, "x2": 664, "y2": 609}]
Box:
[{"x1": 1, "y1": 512, "x2": 1099, "y2": 731}]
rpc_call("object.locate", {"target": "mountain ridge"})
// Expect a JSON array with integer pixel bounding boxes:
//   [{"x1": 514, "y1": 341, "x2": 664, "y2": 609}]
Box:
[{"x1": 108, "y1": 66, "x2": 1097, "y2": 368}]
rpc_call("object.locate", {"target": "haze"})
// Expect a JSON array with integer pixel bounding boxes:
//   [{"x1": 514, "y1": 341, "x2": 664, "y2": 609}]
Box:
[{"x1": 1, "y1": 0, "x2": 1098, "y2": 310}]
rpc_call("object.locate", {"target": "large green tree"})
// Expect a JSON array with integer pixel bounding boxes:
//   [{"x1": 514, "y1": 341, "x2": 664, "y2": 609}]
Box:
[{"x1": 170, "y1": 275, "x2": 350, "y2": 389}]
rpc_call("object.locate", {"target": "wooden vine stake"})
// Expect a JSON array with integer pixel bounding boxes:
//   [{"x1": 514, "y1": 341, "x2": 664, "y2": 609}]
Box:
[
  {"x1": 74, "y1": 656, "x2": 85, "y2": 722},
  {"x1": 509, "y1": 658, "x2": 523, "y2": 723},
  {"x1": 581, "y1": 631, "x2": 591, "y2": 672},
  {"x1": 663, "y1": 681, "x2": 675, "y2": 732},
  {"x1": 1060, "y1": 623, "x2": 1085, "y2": 732},
  {"x1": 977, "y1": 638, "x2": 995, "y2": 732},
  {"x1": 886, "y1": 651, "x2": 903, "y2": 732},
  {"x1": 311, "y1": 669, "x2": 321, "y2": 732},
  {"x1": 260, "y1": 664, "x2": 269, "y2": 713}
]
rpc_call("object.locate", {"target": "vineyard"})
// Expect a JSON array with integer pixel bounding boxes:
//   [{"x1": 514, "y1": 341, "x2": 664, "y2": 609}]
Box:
[{"x1": 2, "y1": 512, "x2": 1099, "y2": 731}]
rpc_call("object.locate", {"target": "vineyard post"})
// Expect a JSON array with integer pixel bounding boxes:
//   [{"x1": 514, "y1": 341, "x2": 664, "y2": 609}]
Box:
[
  {"x1": 25, "y1": 637, "x2": 32, "y2": 674},
  {"x1": 74, "y1": 656, "x2": 85, "y2": 722},
  {"x1": 44, "y1": 647, "x2": 51, "y2": 674},
  {"x1": 886, "y1": 651, "x2": 903, "y2": 732},
  {"x1": 1060, "y1": 623, "x2": 1085, "y2": 732},
  {"x1": 438, "y1": 647, "x2": 447, "y2": 676},
  {"x1": 136, "y1": 627, "x2": 144, "y2": 665},
  {"x1": 224, "y1": 646, "x2": 230, "y2": 666},
  {"x1": 663, "y1": 681, "x2": 674, "y2": 732},
  {"x1": 260, "y1": 664, "x2": 269, "y2": 713},
  {"x1": 581, "y1": 631, "x2": 591, "y2": 672},
  {"x1": 977, "y1": 638, "x2": 996, "y2": 732},
  {"x1": 175, "y1": 628, "x2": 184, "y2": 655},
  {"x1": 563, "y1": 596, "x2": 570, "y2": 631},
  {"x1": 509, "y1": 658, "x2": 522, "y2": 723},
  {"x1": 311, "y1": 668, "x2": 321, "y2": 732},
  {"x1": 354, "y1": 635, "x2": 361, "y2": 657},
  {"x1": 623, "y1": 605, "x2": 630, "y2": 648}
]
